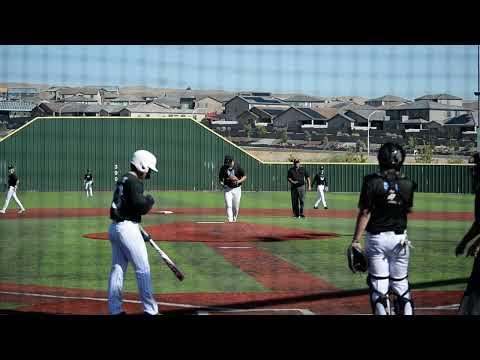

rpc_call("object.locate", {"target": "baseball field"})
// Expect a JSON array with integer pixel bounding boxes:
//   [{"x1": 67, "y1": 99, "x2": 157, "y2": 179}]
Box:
[{"x1": 0, "y1": 190, "x2": 475, "y2": 315}]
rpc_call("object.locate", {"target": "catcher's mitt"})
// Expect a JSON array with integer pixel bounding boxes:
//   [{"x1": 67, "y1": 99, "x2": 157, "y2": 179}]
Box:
[{"x1": 347, "y1": 244, "x2": 368, "y2": 273}]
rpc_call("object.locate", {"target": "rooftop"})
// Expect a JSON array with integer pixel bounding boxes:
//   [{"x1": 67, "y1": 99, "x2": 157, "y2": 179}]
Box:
[
  {"x1": 366, "y1": 95, "x2": 410, "y2": 103},
  {"x1": 415, "y1": 93, "x2": 463, "y2": 101},
  {"x1": 0, "y1": 101, "x2": 37, "y2": 112},
  {"x1": 389, "y1": 100, "x2": 468, "y2": 111}
]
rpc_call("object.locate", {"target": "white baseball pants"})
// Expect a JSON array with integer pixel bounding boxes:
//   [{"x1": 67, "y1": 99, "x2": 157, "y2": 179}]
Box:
[
  {"x1": 85, "y1": 181, "x2": 93, "y2": 197},
  {"x1": 314, "y1": 185, "x2": 327, "y2": 208},
  {"x1": 224, "y1": 186, "x2": 242, "y2": 222},
  {"x1": 1, "y1": 186, "x2": 25, "y2": 212},
  {"x1": 107, "y1": 221, "x2": 159, "y2": 315},
  {"x1": 365, "y1": 231, "x2": 412, "y2": 315}
]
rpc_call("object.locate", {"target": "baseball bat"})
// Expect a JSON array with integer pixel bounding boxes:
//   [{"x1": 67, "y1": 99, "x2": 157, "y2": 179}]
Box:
[{"x1": 139, "y1": 225, "x2": 185, "y2": 281}]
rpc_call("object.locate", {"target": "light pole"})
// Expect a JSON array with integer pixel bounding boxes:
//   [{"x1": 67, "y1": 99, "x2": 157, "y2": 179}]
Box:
[{"x1": 367, "y1": 109, "x2": 380, "y2": 157}]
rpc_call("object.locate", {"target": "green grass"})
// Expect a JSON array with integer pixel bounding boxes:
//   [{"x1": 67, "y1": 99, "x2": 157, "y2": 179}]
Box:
[
  {"x1": 0, "y1": 191, "x2": 476, "y2": 296},
  {"x1": 0, "y1": 302, "x2": 24, "y2": 310},
  {"x1": 12, "y1": 191, "x2": 476, "y2": 213}
]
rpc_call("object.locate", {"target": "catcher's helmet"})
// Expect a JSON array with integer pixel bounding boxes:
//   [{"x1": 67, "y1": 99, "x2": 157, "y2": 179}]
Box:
[
  {"x1": 130, "y1": 150, "x2": 158, "y2": 174},
  {"x1": 377, "y1": 142, "x2": 406, "y2": 171},
  {"x1": 347, "y1": 245, "x2": 368, "y2": 273}
]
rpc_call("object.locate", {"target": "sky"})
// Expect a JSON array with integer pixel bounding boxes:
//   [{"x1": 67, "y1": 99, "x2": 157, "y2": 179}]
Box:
[{"x1": 0, "y1": 45, "x2": 478, "y2": 100}]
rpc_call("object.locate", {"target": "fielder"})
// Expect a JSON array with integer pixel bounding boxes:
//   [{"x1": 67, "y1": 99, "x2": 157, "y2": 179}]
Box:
[
  {"x1": 84, "y1": 169, "x2": 94, "y2": 198},
  {"x1": 351, "y1": 143, "x2": 416, "y2": 315},
  {"x1": 218, "y1": 155, "x2": 247, "y2": 223},
  {"x1": 108, "y1": 150, "x2": 159, "y2": 315},
  {"x1": 456, "y1": 152, "x2": 480, "y2": 315},
  {"x1": 0, "y1": 165, "x2": 26, "y2": 214},
  {"x1": 312, "y1": 166, "x2": 328, "y2": 210}
]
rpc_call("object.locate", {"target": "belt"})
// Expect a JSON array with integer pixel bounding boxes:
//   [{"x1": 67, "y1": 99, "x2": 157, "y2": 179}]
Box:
[{"x1": 368, "y1": 230, "x2": 405, "y2": 235}]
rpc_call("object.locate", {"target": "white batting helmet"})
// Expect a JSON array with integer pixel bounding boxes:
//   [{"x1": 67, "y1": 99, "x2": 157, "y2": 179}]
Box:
[{"x1": 130, "y1": 150, "x2": 158, "y2": 174}]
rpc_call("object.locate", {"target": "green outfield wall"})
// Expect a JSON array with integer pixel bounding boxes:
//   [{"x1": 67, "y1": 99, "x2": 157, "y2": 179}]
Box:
[{"x1": 0, "y1": 117, "x2": 474, "y2": 193}]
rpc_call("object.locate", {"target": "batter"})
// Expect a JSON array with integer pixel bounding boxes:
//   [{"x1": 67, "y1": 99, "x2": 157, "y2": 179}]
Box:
[
  {"x1": 108, "y1": 150, "x2": 159, "y2": 315},
  {"x1": 351, "y1": 143, "x2": 416, "y2": 315},
  {"x1": 218, "y1": 155, "x2": 247, "y2": 223},
  {"x1": 0, "y1": 165, "x2": 26, "y2": 214},
  {"x1": 84, "y1": 169, "x2": 94, "y2": 198}
]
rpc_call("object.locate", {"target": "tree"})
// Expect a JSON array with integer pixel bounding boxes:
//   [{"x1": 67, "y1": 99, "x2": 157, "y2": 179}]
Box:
[
  {"x1": 407, "y1": 136, "x2": 417, "y2": 154},
  {"x1": 257, "y1": 126, "x2": 268, "y2": 138},
  {"x1": 280, "y1": 129, "x2": 288, "y2": 145},
  {"x1": 304, "y1": 130, "x2": 312, "y2": 144},
  {"x1": 243, "y1": 123, "x2": 253, "y2": 139},
  {"x1": 415, "y1": 141, "x2": 433, "y2": 163}
]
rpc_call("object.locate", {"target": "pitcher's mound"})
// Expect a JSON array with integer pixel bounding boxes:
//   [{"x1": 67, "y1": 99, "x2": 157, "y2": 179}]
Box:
[{"x1": 84, "y1": 221, "x2": 339, "y2": 243}]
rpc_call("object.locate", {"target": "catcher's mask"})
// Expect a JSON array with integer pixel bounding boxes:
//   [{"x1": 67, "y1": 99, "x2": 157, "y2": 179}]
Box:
[{"x1": 347, "y1": 245, "x2": 368, "y2": 273}]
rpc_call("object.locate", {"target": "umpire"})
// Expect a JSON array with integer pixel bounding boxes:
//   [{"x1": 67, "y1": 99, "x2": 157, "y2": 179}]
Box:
[
  {"x1": 456, "y1": 152, "x2": 480, "y2": 315},
  {"x1": 287, "y1": 159, "x2": 311, "y2": 218}
]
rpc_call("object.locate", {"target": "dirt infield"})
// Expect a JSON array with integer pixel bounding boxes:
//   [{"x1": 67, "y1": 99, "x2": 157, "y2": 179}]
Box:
[
  {"x1": 0, "y1": 283, "x2": 463, "y2": 315},
  {"x1": 0, "y1": 207, "x2": 474, "y2": 222},
  {"x1": 84, "y1": 221, "x2": 339, "y2": 243}
]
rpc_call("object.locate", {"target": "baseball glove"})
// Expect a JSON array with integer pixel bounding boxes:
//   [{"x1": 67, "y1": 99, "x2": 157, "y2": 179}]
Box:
[
  {"x1": 228, "y1": 175, "x2": 239, "y2": 185},
  {"x1": 347, "y1": 244, "x2": 368, "y2": 273}
]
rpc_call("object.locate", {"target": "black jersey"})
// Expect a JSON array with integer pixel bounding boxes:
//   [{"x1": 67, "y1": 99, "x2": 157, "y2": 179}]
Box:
[
  {"x1": 358, "y1": 170, "x2": 416, "y2": 234},
  {"x1": 288, "y1": 167, "x2": 310, "y2": 188},
  {"x1": 219, "y1": 165, "x2": 246, "y2": 189},
  {"x1": 110, "y1": 173, "x2": 155, "y2": 223},
  {"x1": 84, "y1": 174, "x2": 93, "y2": 182},
  {"x1": 312, "y1": 173, "x2": 328, "y2": 187},
  {"x1": 8, "y1": 173, "x2": 18, "y2": 187}
]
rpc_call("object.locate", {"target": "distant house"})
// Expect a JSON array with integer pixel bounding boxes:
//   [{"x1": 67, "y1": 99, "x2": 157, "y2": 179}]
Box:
[
  {"x1": 33, "y1": 102, "x2": 65, "y2": 117},
  {"x1": 385, "y1": 100, "x2": 470, "y2": 129},
  {"x1": 0, "y1": 101, "x2": 37, "y2": 122},
  {"x1": 64, "y1": 95, "x2": 99, "y2": 104},
  {"x1": 99, "y1": 105, "x2": 124, "y2": 116},
  {"x1": 119, "y1": 103, "x2": 172, "y2": 117},
  {"x1": 285, "y1": 95, "x2": 329, "y2": 108},
  {"x1": 57, "y1": 103, "x2": 89, "y2": 116},
  {"x1": 365, "y1": 95, "x2": 410, "y2": 108},
  {"x1": 414, "y1": 94, "x2": 463, "y2": 107},
  {"x1": 273, "y1": 107, "x2": 331, "y2": 132},
  {"x1": 327, "y1": 112, "x2": 355, "y2": 131},
  {"x1": 224, "y1": 96, "x2": 289, "y2": 122},
  {"x1": 237, "y1": 91, "x2": 272, "y2": 97},
  {"x1": 56, "y1": 87, "x2": 101, "y2": 103},
  {"x1": 109, "y1": 95, "x2": 146, "y2": 106},
  {"x1": 195, "y1": 96, "x2": 233, "y2": 114},
  {"x1": 7, "y1": 87, "x2": 40, "y2": 100},
  {"x1": 444, "y1": 112, "x2": 477, "y2": 134},
  {"x1": 237, "y1": 106, "x2": 287, "y2": 127},
  {"x1": 153, "y1": 96, "x2": 181, "y2": 109}
]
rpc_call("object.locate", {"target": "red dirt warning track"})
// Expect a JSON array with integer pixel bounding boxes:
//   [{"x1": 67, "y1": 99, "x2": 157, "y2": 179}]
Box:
[{"x1": 0, "y1": 207, "x2": 473, "y2": 221}]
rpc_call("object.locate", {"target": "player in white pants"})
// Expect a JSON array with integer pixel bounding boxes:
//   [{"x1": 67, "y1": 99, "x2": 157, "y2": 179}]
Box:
[
  {"x1": 312, "y1": 166, "x2": 328, "y2": 209},
  {"x1": 351, "y1": 143, "x2": 416, "y2": 315},
  {"x1": 108, "y1": 150, "x2": 159, "y2": 315},
  {"x1": 219, "y1": 155, "x2": 247, "y2": 222},
  {"x1": 1, "y1": 165, "x2": 26, "y2": 214},
  {"x1": 84, "y1": 169, "x2": 94, "y2": 198}
]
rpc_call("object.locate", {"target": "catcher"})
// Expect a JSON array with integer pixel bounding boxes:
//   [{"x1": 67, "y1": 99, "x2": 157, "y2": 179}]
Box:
[
  {"x1": 219, "y1": 155, "x2": 247, "y2": 222},
  {"x1": 456, "y1": 152, "x2": 480, "y2": 315},
  {"x1": 349, "y1": 142, "x2": 416, "y2": 315}
]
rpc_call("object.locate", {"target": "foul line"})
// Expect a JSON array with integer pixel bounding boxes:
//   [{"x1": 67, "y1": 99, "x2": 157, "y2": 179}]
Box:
[{"x1": 0, "y1": 290, "x2": 314, "y2": 315}]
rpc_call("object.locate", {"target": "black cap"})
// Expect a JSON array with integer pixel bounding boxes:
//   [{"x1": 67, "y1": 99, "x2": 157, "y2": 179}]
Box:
[
  {"x1": 293, "y1": 158, "x2": 300, "y2": 163},
  {"x1": 8, "y1": 165, "x2": 14, "y2": 170},
  {"x1": 224, "y1": 155, "x2": 233, "y2": 164}
]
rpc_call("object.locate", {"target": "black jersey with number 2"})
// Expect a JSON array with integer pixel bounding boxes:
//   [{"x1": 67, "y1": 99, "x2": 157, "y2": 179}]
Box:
[
  {"x1": 358, "y1": 171, "x2": 416, "y2": 234},
  {"x1": 8, "y1": 173, "x2": 18, "y2": 187},
  {"x1": 110, "y1": 173, "x2": 155, "y2": 223}
]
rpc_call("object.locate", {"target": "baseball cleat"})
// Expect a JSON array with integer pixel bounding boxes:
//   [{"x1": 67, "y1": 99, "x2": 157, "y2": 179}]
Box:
[
  {"x1": 0, "y1": 210, "x2": 5, "y2": 214},
  {"x1": 18, "y1": 209, "x2": 26, "y2": 214},
  {"x1": 324, "y1": 207, "x2": 328, "y2": 210},
  {"x1": 300, "y1": 214, "x2": 305, "y2": 218},
  {"x1": 314, "y1": 206, "x2": 318, "y2": 209}
]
